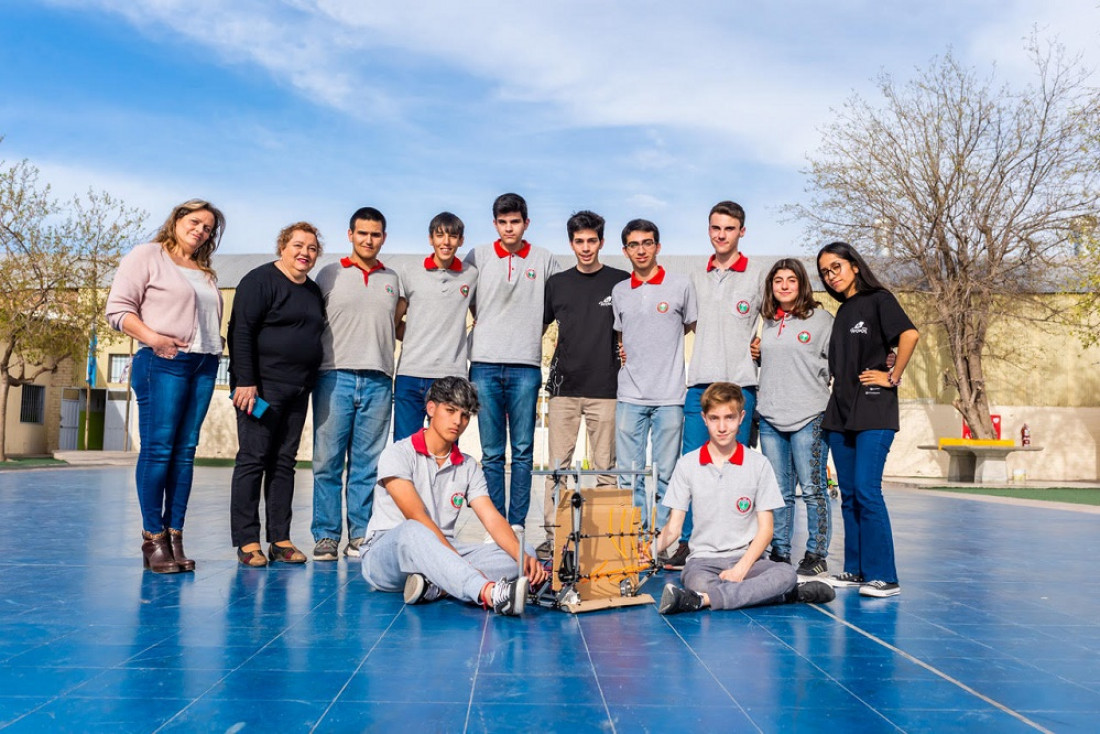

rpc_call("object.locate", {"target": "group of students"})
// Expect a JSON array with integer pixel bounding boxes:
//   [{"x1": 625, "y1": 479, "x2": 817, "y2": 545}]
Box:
[{"x1": 107, "y1": 192, "x2": 918, "y2": 617}]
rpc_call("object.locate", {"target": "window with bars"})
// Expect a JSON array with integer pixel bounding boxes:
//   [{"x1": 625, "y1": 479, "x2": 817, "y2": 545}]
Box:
[
  {"x1": 20, "y1": 385, "x2": 45, "y2": 424},
  {"x1": 108, "y1": 354, "x2": 130, "y2": 383}
]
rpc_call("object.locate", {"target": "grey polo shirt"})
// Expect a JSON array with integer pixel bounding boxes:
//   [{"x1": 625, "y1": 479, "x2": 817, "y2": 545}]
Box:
[
  {"x1": 396, "y1": 255, "x2": 478, "y2": 379},
  {"x1": 465, "y1": 240, "x2": 561, "y2": 367},
  {"x1": 611, "y1": 267, "x2": 698, "y2": 406},
  {"x1": 687, "y1": 253, "x2": 765, "y2": 388},
  {"x1": 364, "y1": 430, "x2": 489, "y2": 543},
  {"x1": 757, "y1": 308, "x2": 834, "y2": 432},
  {"x1": 315, "y1": 258, "x2": 401, "y2": 375},
  {"x1": 663, "y1": 442, "x2": 783, "y2": 561}
]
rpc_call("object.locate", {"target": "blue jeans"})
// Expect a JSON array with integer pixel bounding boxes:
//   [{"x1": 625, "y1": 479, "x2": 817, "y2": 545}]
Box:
[
  {"x1": 392, "y1": 375, "x2": 435, "y2": 442},
  {"x1": 311, "y1": 369, "x2": 393, "y2": 542},
  {"x1": 759, "y1": 414, "x2": 831, "y2": 560},
  {"x1": 469, "y1": 363, "x2": 541, "y2": 526},
  {"x1": 827, "y1": 429, "x2": 897, "y2": 583},
  {"x1": 680, "y1": 384, "x2": 756, "y2": 543},
  {"x1": 131, "y1": 348, "x2": 219, "y2": 533},
  {"x1": 616, "y1": 402, "x2": 683, "y2": 531}
]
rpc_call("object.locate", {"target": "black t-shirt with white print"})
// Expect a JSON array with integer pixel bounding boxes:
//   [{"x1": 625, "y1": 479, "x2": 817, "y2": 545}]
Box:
[
  {"x1": 824, "y1": 289, "x2": 916, "y2": 432},
  {"x1": 543, "y1": 265, "x2": 630, "y2": 398}
]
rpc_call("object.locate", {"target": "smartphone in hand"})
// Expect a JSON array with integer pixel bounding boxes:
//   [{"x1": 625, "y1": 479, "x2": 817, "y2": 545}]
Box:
[{"x1": 229, "y1": 389, "x2": 270, "y2": 418}]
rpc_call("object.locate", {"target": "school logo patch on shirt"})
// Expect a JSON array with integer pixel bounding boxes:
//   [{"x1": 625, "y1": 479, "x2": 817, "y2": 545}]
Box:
[
  {"x1": 525, "y1": 268, "x2": 537, "y2": 280},
  {"x1": 797, "y1": 331, "x2": 811, "y2": 344},
  {"x1": 460, "y1": 284, "x2": 470, "y2": 297},
  {"x1": 450, "y1": 493, "x2": 466, "y2": 509},
  {"x1": 736, "y1": 300, "x2": 751, "y2": 315},
  {"x1": 736, "y1": 497, "x2": 753, "y2": 514},
  {"x1": 657, "y1": 301, "x2": 670, "y2": 314},
  {"x1": 385, "y1": 284, "x2": 396, "y2": 295}
]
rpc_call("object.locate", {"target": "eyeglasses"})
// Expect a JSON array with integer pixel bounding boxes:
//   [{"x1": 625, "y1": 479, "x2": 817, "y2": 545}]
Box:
[
  {"x1": 624, "y1": 239, "x2": 657, "y2": 251},
  {"x1": 819, "y1": 262, "x2": 848, "y2": 280}
]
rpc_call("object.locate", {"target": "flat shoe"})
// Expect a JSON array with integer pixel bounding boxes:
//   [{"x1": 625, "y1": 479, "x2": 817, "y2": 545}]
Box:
[
  {"x1": 237, "y1": 547, "x2": 268, "y2": 567},
  {"x1": 268, "y1": 543, "x2": 307, "y2": 564}
]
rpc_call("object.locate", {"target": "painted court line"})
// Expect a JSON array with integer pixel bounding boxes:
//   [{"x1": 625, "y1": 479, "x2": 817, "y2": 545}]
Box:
[{"x1": 810, "y1": 604, "x2": 1053, "y2": 733}]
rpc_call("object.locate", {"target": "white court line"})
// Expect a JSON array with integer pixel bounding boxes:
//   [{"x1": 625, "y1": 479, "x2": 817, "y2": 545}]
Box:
[{"x1": 810, "y1": 605, "x2": 1054, "y2": 734}]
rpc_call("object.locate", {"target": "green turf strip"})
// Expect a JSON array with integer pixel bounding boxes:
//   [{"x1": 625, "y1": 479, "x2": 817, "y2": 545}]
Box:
[
  {"x1": 0, "y1": 457, "x2": 68, "y2": 470},
  {"x1": 928, "y1": 487, "x2": 1100, "y2": 506}
]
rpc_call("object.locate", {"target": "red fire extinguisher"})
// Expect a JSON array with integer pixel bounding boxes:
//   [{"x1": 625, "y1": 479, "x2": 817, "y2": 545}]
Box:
[{"x1": 1021, "y1": 424, "x2": 1031, "y2": 446}]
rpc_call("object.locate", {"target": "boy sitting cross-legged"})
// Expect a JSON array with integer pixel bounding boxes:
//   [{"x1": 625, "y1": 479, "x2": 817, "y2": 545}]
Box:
[
  {"x1": 655, "y1": 382, "x2": 835, "y2": 614},
  {"x1": 360, "y1": 376, "x2": 548, "y2": 615}
]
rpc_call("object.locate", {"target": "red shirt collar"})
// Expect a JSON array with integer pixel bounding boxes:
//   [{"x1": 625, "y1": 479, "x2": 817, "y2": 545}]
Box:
[
  {"x1": 341, "y1": 257, "x2": 385, "y2": 285},
  {"x1": 706, "y1": 253, "x2": 748, "y2": 272},
  {"x1": 423, "y1": 254, "x2": 463, "y2": 272},
  {"x1": 699, "y1": 442, "x2": 745, "y2": 465},
  {"x1": 630, "y1": 265, "x2": 666, "y2": 289},
  {"x1": 410, "y1": 428, "x2": 464, "y2": 465},
  {"x1": 493, "y1": 240, "x2": 531, "y2": 259}
]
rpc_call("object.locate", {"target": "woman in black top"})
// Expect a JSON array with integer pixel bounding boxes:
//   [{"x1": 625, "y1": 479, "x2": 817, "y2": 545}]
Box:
[
  {"x1": 817, "y1": 242, "x2": 919, "y2": 598},
  {"x1": 229, "y1": 222, "x2": 326, "y2": 566}
]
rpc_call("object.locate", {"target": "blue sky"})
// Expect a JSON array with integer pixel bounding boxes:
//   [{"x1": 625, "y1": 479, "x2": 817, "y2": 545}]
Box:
[{"x1": 2, "y1": 1, "x2": 1097, "y2": 256}]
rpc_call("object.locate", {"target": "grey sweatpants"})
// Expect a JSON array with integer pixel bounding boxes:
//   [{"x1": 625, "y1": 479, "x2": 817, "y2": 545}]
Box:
[
  {"x1": 360, "y1": 520, "x2": 523, "y2": 604},
  {"x1": 681, "y1": 555, "x2": 797, "y2": 610}
]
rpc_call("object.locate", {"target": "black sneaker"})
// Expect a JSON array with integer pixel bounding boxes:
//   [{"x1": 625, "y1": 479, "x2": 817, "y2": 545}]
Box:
[
  {"x1": 662, "y1": 542, "x2": 691, "y2": 571},
  {"x1": 344, "y1": 537, "x2": 365, "y2": 558},
  {"x1": 535, "y1": 540, "x2": 554, "y2": 561},
  {"x1": 488, "y1": 577, "x2": 528, "y2": 616},
  {"x1": 859, "y1": 580, "x2": 901, "y2": 598},
  {"x1": 403, "y1": 573, "x2": 446, "y2": 605},
  {"x1": 312, "y1": 538, "x2": 339, "y2": 562},
  {"x1": 796, "y1": 553, "x2": 828, "y2": 579},
  {"x1": 658, "y1": 583, "x2": 705, "y2": 615},
  {"x1": 787, "y1": 580, "x2": 836, "y2": 604},
  {"x1": 830, "y1": 571, "x2": 864, "y2": 588},
  {"x1": 769, "y1": 550, "x2": 792, "y2": 565}
]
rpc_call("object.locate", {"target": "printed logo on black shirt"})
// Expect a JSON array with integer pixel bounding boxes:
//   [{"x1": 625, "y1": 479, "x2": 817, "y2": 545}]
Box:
[
  {"x1": 598, "y1": 296, "x2": 612, "y2": 307},
  {"x1": 850, "y1": 320, "x2": 868, "y2": 335}
]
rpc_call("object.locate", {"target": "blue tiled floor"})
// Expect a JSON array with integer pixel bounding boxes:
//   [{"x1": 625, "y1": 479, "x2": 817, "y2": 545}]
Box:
[{"x1": 1, "y1": 466, "x2": 1098, "y2": 732}]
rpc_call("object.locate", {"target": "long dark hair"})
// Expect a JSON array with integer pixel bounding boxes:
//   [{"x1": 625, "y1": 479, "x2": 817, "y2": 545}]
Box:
[
  {"x1": 816, "y1": 241, "x2": 887, "y2": 302},
  {"x1": 761, "y1": 258, "x2": 820, "y2": 320}
]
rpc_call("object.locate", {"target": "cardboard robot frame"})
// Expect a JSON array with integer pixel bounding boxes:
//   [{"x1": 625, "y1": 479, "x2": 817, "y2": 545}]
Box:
[{"x1": 526, "y1": 467, "x2": 660, "y2": 613}]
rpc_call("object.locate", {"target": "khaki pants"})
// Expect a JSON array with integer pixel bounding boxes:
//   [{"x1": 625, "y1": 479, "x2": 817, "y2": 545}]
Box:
[{"x1": 543, "y1": 396, "x2": 617, "y2": 534}]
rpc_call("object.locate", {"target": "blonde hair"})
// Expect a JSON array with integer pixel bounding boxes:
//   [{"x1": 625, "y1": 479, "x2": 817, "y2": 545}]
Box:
[
  {"x1": 153, "y1": 199, "x2": 225, "y2": 280},
  {"x1": 700, "y1": 382, "x2": 745, "y2": 413}
]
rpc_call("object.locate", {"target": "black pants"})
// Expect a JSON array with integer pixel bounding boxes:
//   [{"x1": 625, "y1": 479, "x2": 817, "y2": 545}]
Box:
[{"x1": 230, "y1": 380, "x2": 311, "y2": 546}]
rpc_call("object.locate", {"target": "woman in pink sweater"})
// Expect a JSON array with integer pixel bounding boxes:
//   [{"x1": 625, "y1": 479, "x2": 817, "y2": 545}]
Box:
[{"x1": 106, "y1": 200, "x2": 226, "y2": 574}]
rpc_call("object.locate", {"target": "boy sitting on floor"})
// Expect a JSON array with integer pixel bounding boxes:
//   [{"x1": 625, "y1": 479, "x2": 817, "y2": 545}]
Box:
[
  {"x1": 655, "y1": 382, "x2": 835, "y2": 614},
  {"x1": 360, "y1": 376, "x2": 547, "y2": 615}
]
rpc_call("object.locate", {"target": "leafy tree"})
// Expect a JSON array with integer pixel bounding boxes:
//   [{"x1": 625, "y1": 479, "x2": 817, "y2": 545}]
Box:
[
  {"x1": 0, "y1": 146, "x2": 146, "y2": 460},
  {"x1": 791, "y1": 42, "x2": 1100, "y2": 438}
]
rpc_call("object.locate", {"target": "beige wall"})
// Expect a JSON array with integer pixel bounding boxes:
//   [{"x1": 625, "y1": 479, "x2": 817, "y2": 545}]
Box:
[
  {"x1": 92, "y1": 287, "x2": 1100, "y2": 480},
  {"x1": 2, "y1": 358, "x2": 72, "y2": 456}
]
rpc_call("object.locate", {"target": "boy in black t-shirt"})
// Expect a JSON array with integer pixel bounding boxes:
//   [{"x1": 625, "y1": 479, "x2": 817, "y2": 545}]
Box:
[{"x1": 539, "y1": 211, "x2": 630, "y2": 558}]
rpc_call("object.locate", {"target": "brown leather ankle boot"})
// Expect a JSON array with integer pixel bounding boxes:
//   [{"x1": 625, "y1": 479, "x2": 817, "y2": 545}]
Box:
[
  {"x1": 142, "y1": 531, "x2": 181, "y2": 574},
  {"x1": 168, "y1": 529, "x2": 196, "y2": 572}
]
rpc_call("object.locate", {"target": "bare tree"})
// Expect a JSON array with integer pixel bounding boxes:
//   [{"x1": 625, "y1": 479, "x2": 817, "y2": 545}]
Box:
[
  {"x1": 790, "y1": 42, "x2": 1100, "y2": 438},
  {"x1": 0, "y1": 147, "x2": 146, "y2": 461}
]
